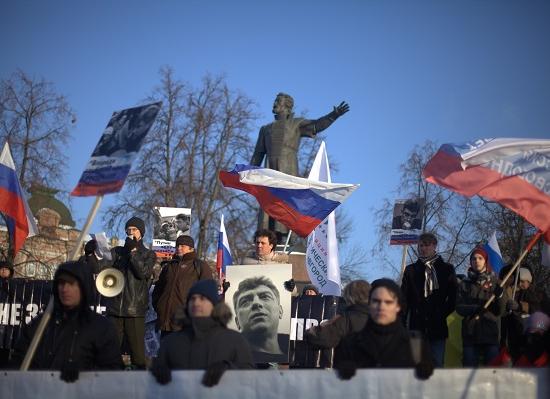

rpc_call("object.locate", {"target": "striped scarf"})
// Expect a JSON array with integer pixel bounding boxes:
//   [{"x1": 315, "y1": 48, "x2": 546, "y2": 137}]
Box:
[{"x1": 421, "y1": 254, "x2": 439, "y2": 298}]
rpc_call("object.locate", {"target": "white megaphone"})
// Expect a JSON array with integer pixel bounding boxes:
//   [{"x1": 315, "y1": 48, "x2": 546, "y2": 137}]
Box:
[{"x1": 96, "y1": 268, "x2": 125, "y2": 297}]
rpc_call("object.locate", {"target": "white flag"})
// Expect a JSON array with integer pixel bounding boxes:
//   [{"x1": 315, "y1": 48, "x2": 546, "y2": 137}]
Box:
[{"x1": 305, "y1": 141, "x2": 341, "y2": 296}]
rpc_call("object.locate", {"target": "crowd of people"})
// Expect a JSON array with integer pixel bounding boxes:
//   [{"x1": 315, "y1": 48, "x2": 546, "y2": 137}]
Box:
[{"x1": 1, "y1": 222, "x2": 549, "y2": 388}]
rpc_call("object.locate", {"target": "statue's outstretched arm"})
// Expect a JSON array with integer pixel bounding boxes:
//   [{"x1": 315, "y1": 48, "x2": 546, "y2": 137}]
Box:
[{"x1": 299, "y1": 101, "x2": 349, "y2": 137}]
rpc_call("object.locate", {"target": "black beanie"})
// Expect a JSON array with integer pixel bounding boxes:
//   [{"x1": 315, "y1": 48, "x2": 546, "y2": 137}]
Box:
[
  {"x1": 187, "y1": 280, "x2": 219, "y2": 306},
  {"x1": 125, "y1": 216, "x2": 145, "y2": 237},
  {"x1": 176, "y1": 235, "x2": 194, "y2": 248}
]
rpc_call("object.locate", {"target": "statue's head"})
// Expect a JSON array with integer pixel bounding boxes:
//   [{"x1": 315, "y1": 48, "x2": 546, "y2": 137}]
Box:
[{"x1": 272, "y1": 93, "x2": 294, "y2": 117}]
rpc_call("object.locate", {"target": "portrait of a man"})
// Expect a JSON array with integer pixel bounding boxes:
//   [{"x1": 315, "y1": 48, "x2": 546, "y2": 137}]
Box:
[
  {"x1": 226, "y1": 264, "x2": 292, "y2": 363},
  {"x1": 391, "y1": 199, "x2": 423, "y2": 231}
]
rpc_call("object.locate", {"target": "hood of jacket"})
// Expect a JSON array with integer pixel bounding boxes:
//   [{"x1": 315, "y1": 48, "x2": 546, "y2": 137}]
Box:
[{"x1": 53, "y1": 260, "x2": 94, "y2": 311}]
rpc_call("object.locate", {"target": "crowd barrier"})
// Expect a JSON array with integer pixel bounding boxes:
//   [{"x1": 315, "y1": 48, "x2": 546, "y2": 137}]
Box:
[{"x1": 1, "y1": 368, "x2": 547, "y2": 399}]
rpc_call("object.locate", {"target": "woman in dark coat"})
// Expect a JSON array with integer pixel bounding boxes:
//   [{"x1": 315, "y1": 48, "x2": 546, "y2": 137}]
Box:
[
  {"x1": 456, "y1": 247, "x2": 506, "y2": 367},
  {"x1": 335, "y1": 278, "x2": 433, "y2": 380}
]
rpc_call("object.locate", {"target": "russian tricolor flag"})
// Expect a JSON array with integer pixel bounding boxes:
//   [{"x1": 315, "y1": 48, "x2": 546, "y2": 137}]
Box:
[
  {"x1": 219, "y1": 165, "x2": 359, "y2": 237},
  {"x1": 0, "y1": 143, "x2": 39, "y2": 256},
  {"x1": 483, "y1": 231, "x2": 504, "y2": 274},
  {"x1": 423, "y1": 138, "x2": 550, "y2": 235},
  {"x1": 216, "y1": 214, "x2": 232, "y2": 280}
]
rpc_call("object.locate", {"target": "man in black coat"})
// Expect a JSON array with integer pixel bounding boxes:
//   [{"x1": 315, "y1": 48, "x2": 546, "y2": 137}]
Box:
[
  {"x1": 107, "y1": 216, "x2": 156, "y2": 369},
  {"x1": 12, "y1": 261, "x2": 122, "y2": 381},
  {"x1": 151, "y1": 280, "x2": 254, "y2": 387},
  {"x1": 335, "y1": 279, "x2": 433, "y2": 380},
  {"x1": 401, "y1": 233, "x2": 457, "y2": 367}
]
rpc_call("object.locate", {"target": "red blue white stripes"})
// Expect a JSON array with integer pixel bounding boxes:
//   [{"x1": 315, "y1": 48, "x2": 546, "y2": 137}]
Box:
[
  {"x1": 0, "y1": 143, "x2": 38, "y2": 256},
  {"x1": 219, "y1": 164, "x2": 359, "y2": 237},
  {"x1": 216, "y1": 214, "x2": 232, "y2": 280},
  {"x1": 423, "y1": 138, "x2": 550, "y2": 234}
]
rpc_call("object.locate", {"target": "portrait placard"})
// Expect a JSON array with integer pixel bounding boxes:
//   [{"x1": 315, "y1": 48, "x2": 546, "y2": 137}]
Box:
[{"x1": 225, "y1": 264, "x2": 292, "y2": 363}]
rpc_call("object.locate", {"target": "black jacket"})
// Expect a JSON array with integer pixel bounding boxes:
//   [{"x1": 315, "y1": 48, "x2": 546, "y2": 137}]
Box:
[
  {"x1": 456, "y1": 269, "x2": 506, "y2": 346},
  {"x1": 108, "y1": 241, "x2": 156, "y2": 317},
  {"x1": 401, "y1": 256, "x2": 457, "y2": 340},
  {"x1": 153, "y1": 303, "x2": 254, "y2": 370},
  {"x1": 306, "y1": 303, "x2": 369, "y2": 349},
  {"x1": 335, "y1": 319, "x2": 430, "y2": 369},
  {"x1": 12, "y1": 261, "x2": 122, "y2": 370}
]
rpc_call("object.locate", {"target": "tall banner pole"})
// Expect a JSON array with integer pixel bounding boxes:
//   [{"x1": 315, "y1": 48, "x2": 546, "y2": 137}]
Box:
[
  {"x1": 480, "y1": 231, "x2": 542, "y2": 313},
  {"x1": 67, "y1": 195, "x2": 104, "y2": 260},
  {"x1": 21, "y1": 195, "x2": 104, "y2": 370},
  {"x1": 399, "y1": 244, "x2": 409, "y2": 284},
  {"x1": 283, "y1": 230, "x2": 293, "y2": 253}
]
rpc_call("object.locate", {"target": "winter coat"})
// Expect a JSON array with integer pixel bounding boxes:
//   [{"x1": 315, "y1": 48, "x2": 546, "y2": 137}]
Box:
[
  {"x1": 306, "y1": 303, "x2": 369, "y2": 349},
  {"x1": 241, "y1": 251, "x2": 289, "y2": 265},
  {"x1": 152, "y1": 252, "x2": 213, "y2": 331},
  {"x1": 12, "y1": 261, "x2": 122, "y2": 370},
  {"x1": 153, "y1": 303, "x2": 254, "y2": 370},
  {"x1": 107, "y1": 241, "x2": 156, "y2": 317},
  {"x1": 335, "y1": 318, "x2": 431, "y2": 369},
  {"x1": 401, "y1": 256, "x2": 457, "y2": 340},
  {"x1": 456, "y1": 268, "x2": 506, "y2": 346}
]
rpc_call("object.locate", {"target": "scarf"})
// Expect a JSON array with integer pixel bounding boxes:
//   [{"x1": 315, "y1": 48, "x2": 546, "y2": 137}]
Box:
[{"x1": 420, "y1": 254, "x2": 439, "y2": 298}]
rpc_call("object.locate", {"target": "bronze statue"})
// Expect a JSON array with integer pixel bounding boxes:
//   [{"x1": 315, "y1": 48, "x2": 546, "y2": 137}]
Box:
[{"x1": 250, "y1": 93, "x2": 349, "y2": 242}]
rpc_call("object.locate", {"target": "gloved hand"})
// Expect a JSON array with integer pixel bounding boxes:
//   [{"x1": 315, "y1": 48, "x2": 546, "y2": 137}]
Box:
[
  {"x1": 222, "y1": 280, "x2": 230, "y2": 294},
  {"x1": 84, "y1": 239, "x2": 98, "y2": 255},
  {"x1": 284, "y1": 279, "x2": 295, "y2": 292},
  {"x1": 151, "y1": 363, "x2": 172, "y2": 385},
  {"x1": 414, "y1": 361, "x2": 434, "y2": 380},
  {"x1": 331, "y1": 101, "x2": 350, "y2": 119},
  {"x1": 493, "y1": 285, "x2": 504, "y2": 298},
  {"x1": 506, "y1": 299, "x2": 519, "y2": 312},
  {"x1": 124, "y1": 237, "x2": 138, "y2": 252},
  {"x1": 335, "y1": 361, "x2": 356, "y2": 380},
  {"x1": 60, "y1": 361, "x2": 79, "y2": 383},
  {"x1": 202, "y1": 361, "x2": 229, "y2": 387}
]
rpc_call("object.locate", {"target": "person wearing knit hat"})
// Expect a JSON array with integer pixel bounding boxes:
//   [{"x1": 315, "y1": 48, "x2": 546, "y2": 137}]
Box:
[
  {"x1": 0, "y1": 260, "x2": 14, "y2": 279},
  {"x1": 152, "y1": 234, "x2": 212, "y2": 337},
  {"x1": 455, "y1": 245, "x2": 507, "y2": 367},
  {"x1": 514, "y1": 311, "x2": 550, "y2": 367},
  {"x1": 107, "y1": 216, "x2": 156, "y2": 369},
  {"x1": 151, "y1": 280, "x2": 254, "y2": 388}
]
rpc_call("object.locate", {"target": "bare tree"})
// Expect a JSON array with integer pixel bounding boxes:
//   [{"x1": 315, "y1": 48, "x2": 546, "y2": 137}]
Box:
[
  {"x1": 0, "y1": 69, "x2": 75, "y2": 190},
  {"x1": 373, "y1": 140, "x2": 550, "y2": 293},
  {"x1": 103, "y1": 67, "x2": 259, "y2": 258},
  {"x1": 372, "y1": 140, "x2": 481, "y2": 277}
]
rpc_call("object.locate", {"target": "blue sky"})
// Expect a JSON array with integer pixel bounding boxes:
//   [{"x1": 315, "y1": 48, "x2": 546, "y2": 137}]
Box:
[{"x1": 2, "y1": 0, "x2": 550, "y2": 280}]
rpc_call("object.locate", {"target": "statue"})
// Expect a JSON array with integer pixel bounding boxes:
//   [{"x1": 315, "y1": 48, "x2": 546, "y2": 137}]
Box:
[{"x1": 250, "y1": 93, "x2": 349, "y2": 243}]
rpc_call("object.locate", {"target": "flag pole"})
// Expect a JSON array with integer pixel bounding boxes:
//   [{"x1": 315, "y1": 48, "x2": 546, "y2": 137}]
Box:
[
  {"x1": 20, "y1": 194, "x2": 104, "y2": 370},
  {"x1": 283, "y1": 230, "x2": 292, "y2": 253},
  {"x1": 399, "y1": 244, "x2": 409, "y2": 284},
  {"x1": 480, "y1": 230, "x2": 542, "y2": 313}
]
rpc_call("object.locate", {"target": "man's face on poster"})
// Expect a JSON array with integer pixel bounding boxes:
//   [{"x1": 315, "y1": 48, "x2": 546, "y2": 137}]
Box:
[
  {"x1": 235, "y1": 284, "x2": 282, "y2": 336},
  {"x1": 174, "y1": 216, "x2": 188, "y2": 232},
  {"x1": 401, "y1": 207, "x2": 416, "y2": 228}
]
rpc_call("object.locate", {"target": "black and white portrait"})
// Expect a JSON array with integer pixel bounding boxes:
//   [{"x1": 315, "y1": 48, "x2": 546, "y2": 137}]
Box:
[
  {"x1": 153, "y1": 207, "x2": 191, "y2": 242},
  {"x1": 91, "y1": 102, "x2": 161, "y2": 158},
  {"x1": 226, "y1": 264, "x2": 292, "y2": 363},
  {"x1": 391, "y1": 198, "x2": 424, "y2": 230}
]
